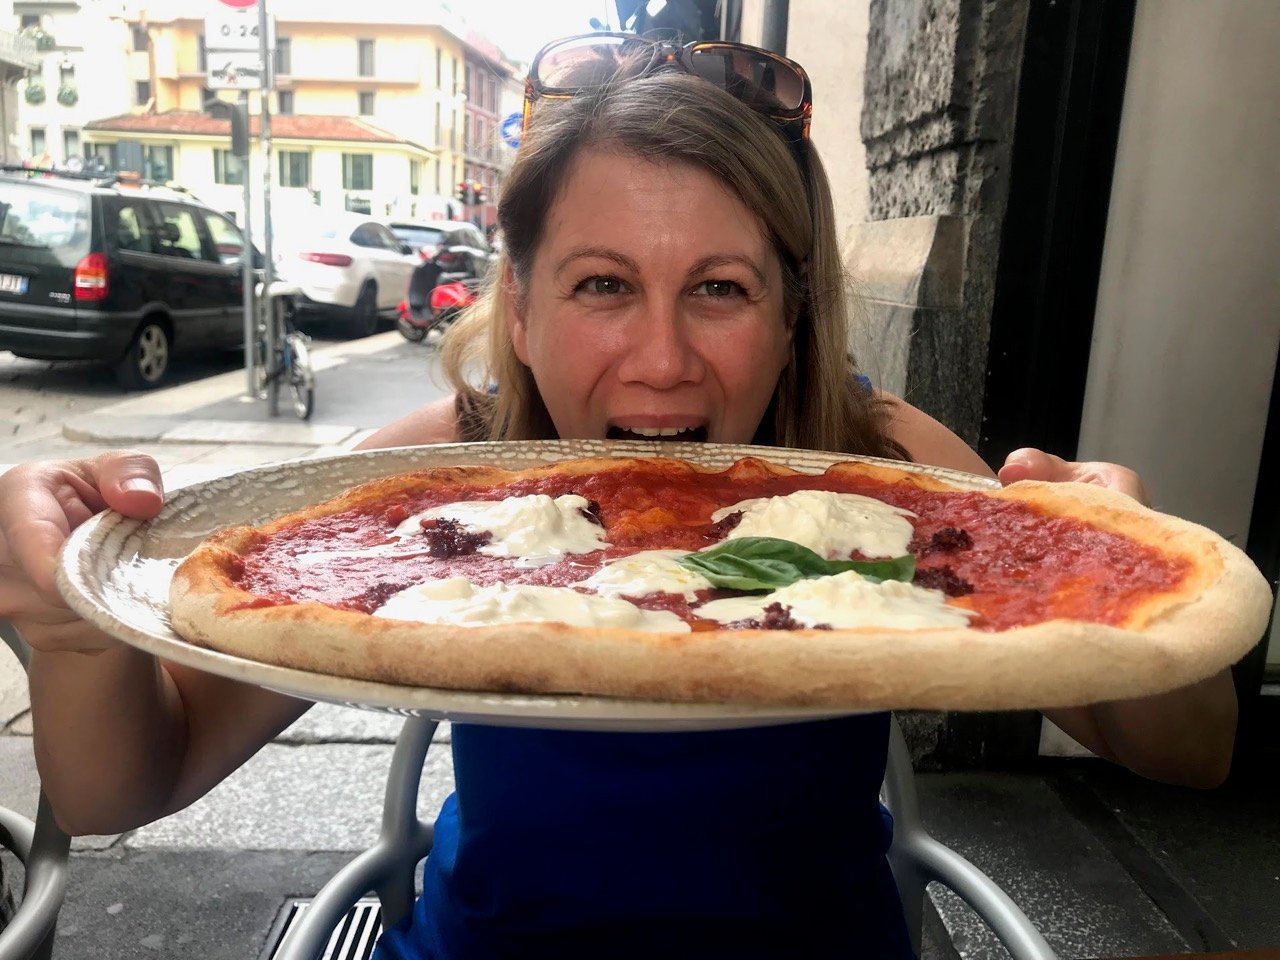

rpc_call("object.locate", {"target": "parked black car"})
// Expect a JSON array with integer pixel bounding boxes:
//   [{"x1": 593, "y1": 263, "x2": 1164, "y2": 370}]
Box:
[
  {"x1": 387, "y1": 220, "x2": 497, "y2": 284},
  {"x1": 0, "y1": 169, "x2": 256, "y2": 389}
]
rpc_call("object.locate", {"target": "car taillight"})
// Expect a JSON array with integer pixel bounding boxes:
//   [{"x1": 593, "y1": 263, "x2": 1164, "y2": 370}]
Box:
[
  {"x1": 419, "y1": 244, "x2": 438, "y2": 261},
  {"x1": 74, "y1": 252, "x2": 109, "y2": 302},
  {"x1": 300, "y1": 252, "x2": 354, "y2": 267}
]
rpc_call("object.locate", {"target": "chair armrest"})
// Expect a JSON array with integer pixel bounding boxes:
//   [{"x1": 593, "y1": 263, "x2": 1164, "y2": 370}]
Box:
[
  {"x1": 897, "y1": 832, "x2": 1058, "y2": 960},
  {"x1": 0, "y1": 796, "x2": 71, "y2": 960}
]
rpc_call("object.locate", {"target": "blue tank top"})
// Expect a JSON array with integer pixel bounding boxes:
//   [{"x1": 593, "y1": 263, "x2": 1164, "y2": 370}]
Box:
[{"x1": 374, "y1": 372, "x2": 910, "y2": 958}]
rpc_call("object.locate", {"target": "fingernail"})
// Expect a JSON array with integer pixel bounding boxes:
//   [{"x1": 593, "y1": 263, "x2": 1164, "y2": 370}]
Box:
[{"x1": 121, "y1": 477, "x2": 159, "y2": 495}]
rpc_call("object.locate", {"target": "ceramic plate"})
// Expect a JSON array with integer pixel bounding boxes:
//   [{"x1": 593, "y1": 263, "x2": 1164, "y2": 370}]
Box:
[{"x1": 56, "y1": 439, "x2": 998, "y2": 732}]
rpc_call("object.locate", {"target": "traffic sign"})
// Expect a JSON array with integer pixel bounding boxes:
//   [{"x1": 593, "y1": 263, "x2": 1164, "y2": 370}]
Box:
[
  {"x1": 217, "y1": 0, "x2": 257, "y2": 8},
  {"x1": 500, "y1": 112, "x2": 522, "y2": 150},
  {"x1": 205, "y1": 7, "x2": 265, "y2": 52},
  {"x1": 207, "y1": 49, "x2": 265, "y2": 90}
]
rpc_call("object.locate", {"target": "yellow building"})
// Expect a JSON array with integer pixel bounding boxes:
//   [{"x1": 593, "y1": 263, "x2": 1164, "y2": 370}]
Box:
[{"x1": 93, "y1": 1, "x2": 472, "y2": 218}]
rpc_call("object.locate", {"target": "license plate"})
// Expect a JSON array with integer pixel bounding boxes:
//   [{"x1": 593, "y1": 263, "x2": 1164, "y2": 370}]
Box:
[{"x1": 0, "y1": 273, "x2": 28, "y2": 295}]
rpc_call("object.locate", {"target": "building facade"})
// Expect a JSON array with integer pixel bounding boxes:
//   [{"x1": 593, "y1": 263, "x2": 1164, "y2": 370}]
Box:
[
  {"x1": 3, "y1": 0, "x2": 80, "y2": 165},
  {"x1": 106, "y1": 0, "x2": 473, "y2": 219},
  {"x1": 82, "y1": 111, "x2": 434, "y2": 229},
  {"x1": 460, "y1": 31, "x2": 514, "y2": 229}
]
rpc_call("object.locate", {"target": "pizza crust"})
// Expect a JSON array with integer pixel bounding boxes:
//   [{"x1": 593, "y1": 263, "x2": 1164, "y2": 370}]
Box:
[{"x1": 169, "y1": 458, "x2": 1273, "y2": 710}]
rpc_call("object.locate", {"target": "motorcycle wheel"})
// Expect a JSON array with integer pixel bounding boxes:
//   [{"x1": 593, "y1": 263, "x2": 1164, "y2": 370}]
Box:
[{"x1": 397, "y1": 316, "x2": 428, "y2": 343}]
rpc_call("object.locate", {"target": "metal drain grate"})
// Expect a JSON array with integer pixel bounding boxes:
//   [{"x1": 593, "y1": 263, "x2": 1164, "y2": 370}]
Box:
[{"x1": 263, "y1": 898, "x2": 383, "y2": 960}]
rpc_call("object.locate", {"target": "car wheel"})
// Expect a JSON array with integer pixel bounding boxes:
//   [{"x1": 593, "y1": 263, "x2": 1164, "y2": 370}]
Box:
[
  {"x1": 114, "y1": 320, "x2": 171, "y2": 390},
  {"x1": 350, "y1": 282, "x2": 380, "y2": 338}
]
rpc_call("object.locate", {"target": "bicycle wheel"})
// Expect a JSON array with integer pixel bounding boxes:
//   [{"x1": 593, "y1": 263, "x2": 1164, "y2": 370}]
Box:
[{"x1": 290, "y1": 376, "x2": 315, "y2": 420}]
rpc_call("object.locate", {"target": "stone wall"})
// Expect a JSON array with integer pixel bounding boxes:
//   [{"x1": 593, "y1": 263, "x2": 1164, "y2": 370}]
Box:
[{"x1": 853, "y1": 0, "x2": 1029, "y2": 446}]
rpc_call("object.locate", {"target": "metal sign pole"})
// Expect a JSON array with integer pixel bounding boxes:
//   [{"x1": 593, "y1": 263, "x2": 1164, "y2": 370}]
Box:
[
  {"x1": 238, "y1": 92, "x2": 256, "y2": 397},
  {"x1": 257, "y1": 0, "x2": 278, "y2": 415}
]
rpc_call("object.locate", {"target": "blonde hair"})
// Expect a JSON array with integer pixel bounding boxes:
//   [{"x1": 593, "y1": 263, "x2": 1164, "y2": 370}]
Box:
[{"x1": 442, "y1": 71, "x2": 908, "y2": 460}]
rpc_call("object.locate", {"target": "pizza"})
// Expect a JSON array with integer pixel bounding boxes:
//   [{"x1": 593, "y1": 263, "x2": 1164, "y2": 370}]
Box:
[{"x1": 168, "y1": 454, "x2": 1271, "y2": 710}]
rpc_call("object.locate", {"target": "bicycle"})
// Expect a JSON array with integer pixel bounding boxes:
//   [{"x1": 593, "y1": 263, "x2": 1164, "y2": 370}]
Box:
[{"x1": 253, "y1": 279, "x2": 315, "y2": 421}]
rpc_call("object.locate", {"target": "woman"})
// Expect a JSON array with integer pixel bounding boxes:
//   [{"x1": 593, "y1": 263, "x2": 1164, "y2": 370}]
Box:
[{"x1": 0, "y1": 37, "x2": 1236, "y2": 960}]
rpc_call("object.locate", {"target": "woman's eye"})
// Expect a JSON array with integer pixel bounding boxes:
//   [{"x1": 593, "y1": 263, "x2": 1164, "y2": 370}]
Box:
[
  {"x1": 694, "y1": 279, "x2": 746, "y2": 298},
  {"x1": 577, "y1": 276, "x2": 626, "y2": 296}
]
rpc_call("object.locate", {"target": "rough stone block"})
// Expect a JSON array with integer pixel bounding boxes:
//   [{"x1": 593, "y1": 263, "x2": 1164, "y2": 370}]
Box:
[{"x1": 846, "y1": 215, "x2": 967, "y2": 308}]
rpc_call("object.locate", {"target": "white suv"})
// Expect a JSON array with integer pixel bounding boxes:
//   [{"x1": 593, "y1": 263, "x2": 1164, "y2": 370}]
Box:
[{"x1": 277, "y1": 212, "x2": 418, "y2": 337}]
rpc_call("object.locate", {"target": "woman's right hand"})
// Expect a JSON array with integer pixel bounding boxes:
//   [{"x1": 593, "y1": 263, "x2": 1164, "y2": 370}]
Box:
[{"x1": 0, "y1": 452, "x2": 164, "y2": 654}]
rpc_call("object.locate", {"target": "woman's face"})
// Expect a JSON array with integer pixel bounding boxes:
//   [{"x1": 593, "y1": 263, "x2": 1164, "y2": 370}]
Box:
[{"x1": 507, "y1": 148, "x2": 793, "y2": 444}]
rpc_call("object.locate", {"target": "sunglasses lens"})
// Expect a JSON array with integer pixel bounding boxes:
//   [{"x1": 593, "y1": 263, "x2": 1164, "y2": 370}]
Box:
[
  {"x1": 538, "y1": 36, "x2": 654, "y2": 91},
  {"x1": 689, "y1": 47, "x2": 805, "y2": 112}
]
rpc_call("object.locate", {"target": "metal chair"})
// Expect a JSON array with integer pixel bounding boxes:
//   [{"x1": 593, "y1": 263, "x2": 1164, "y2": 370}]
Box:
[
  {"x1": 0, "y1": 623, "x2": 71, "y2": 960},
  {"x1": 276, "y1": 713, "x2": 1058, "y2": 960}
]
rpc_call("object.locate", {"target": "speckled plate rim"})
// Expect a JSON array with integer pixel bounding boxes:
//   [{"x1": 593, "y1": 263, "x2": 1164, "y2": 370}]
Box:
[{"x1": 56, "y1": 439, "x2": 1000, "y2": 732}]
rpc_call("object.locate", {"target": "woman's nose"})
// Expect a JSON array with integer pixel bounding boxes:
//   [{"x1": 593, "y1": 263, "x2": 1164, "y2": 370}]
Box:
[{"x1": 615, "y1": 302, "x2": 706, "y2": 389}]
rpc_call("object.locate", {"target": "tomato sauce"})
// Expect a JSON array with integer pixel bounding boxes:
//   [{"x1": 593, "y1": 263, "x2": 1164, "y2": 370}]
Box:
[{"x1": 235, "y1": 460, "x2": 1189, "y2": 631}]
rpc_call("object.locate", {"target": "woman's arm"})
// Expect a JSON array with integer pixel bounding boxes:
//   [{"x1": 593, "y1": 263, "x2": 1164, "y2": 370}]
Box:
[{"x1": 880, "y1": 392, "x2": 1237, "y2": 789}]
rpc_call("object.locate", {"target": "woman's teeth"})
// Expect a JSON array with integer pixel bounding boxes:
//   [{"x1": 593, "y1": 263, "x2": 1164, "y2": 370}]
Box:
[{"x1": 607, "y1": 426, "x2": 709, "y2": 442}]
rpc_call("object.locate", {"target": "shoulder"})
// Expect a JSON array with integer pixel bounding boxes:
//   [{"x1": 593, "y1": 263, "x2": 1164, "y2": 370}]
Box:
[
  {"x1": 874, "y1": 389, "x2": 995, "y2": 479},
  {"x1": 357, "y1": 394, "x2": 458, "y2": 450}
]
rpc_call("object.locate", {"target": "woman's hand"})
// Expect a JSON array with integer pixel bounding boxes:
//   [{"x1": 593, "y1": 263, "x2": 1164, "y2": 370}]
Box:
[
  {"x1": 998, "y1": 447, "x2": 1151, "y2": 505},
  {"x1": 0, "y1": 452, "x2": 164, "y2": 655},
  {"x1": 997, "y1": 448, "x2": 1237, "y2": 787}
]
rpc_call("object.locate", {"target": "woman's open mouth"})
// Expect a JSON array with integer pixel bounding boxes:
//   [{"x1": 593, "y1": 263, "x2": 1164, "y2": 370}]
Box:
[{"x1": 605, "y1": 425, "x2": 709, "y2": 442}]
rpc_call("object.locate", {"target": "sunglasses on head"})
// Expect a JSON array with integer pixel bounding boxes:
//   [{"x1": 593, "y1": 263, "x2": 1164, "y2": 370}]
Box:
[{"x1": 523, "y1": 33, "x2": 813, "y2": 142}]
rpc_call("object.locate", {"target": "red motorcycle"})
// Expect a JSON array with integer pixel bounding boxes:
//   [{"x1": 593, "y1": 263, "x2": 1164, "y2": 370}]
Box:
[{"x1": 396, "y1": 276, "x2": 481, "y2": 343}]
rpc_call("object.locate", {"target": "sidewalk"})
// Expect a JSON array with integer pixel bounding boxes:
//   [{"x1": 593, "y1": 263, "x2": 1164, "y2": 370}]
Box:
[{"x1": 2, "y1": 335, "x2": 1277, "y2": 958}]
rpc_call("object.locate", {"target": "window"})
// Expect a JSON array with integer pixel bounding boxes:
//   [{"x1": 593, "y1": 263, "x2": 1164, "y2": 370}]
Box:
[
  {"x1": 358, "y1": 90, "x2": 375, "y2": 116},
  {"x1": 277, "y1": 90, "x2": 294, "y2": 115},
  {"x1": 274, "y1": 37, "x2": 291, "y2": 76},
  {"x1": 154, "y1": 204, "x2": 210, "y2": 261},
  {"x1": 132, "y1": 25, "x2": 149, "y2": 52},
  {"x1": 59, "y1": 64, "x2": 75, "y2": 86},
  {"x1": 465, "y1": 65, "x2": 472, "y2": 99},
  {"x1": 435, "y1": 48, "x2": 442, "y2": 87},
  {"x1": 344, "y1": 196, "x2": 372, "y2": 214},
  {"x1": 202, "y1": 212, "x2": 245, "y2": 266},
  {"x1": 278, "y1": 150, "x2": 311, "y2": 187},
  {"x1": 113, "y1": 201, "x2": 152, "y2": 254},
  {"x1": 342, "y1": 153, "x2": 373, "y2": 190},
  {"x1": 409, "y1": 159, "x2": 420, "y2": 195},
  {"x1": 464, "y1": 115, "x2": 471, "y2": 153},
  {"x1": 30, "y1": 128, "x2": 46, "y2": 158},
  {"x1": 213, "y1": 149, "x2": 244, "y2": 185},
  {"x1": 63, "y1": 129, "x2": 80, "y2": 161},
  {"x1": 433, "y1": 158, "x2": 440, "y2": 195},
  {"x1": 434, "y1": 103, "x2": 441, "y2": 146},
  {"x1": 85, "y1": 142, "x2": 118, "y2": 171},
  {"x1": 488, "y1": 78, "x2": 497, "y2": 114},
  {"x1": 449, "y1": 109, "x2": 456, "y2": 149},
  {"x1": 143, "y1": 145, "x2": 174, "y2": 182},
  {"x1": 197, "y1": 33, "x2": 207, "y2": 72},
  {"x1": 20, "y1": 14, "x2": 39, "y2": 29},
  {"x1": 135, "y1": 80, "x2": 152, "y2": 106},
  {"x1": 357, "y1": 39, "x2": 375, "y2": 77},
  {"x1": 451, "y1": 59, "x2": 458, "y2": 96}
]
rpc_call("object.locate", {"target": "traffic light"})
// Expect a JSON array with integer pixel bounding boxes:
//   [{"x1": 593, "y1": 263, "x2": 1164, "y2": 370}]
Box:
[
  {"x1": 472, "y1": 181, "x2": 487, "y2": 204},
  {"x1": 456, "y1": 181, "x2": 469, "y2": 204}
]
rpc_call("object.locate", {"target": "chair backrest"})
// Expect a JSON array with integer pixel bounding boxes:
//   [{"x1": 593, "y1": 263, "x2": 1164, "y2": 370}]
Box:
[{"x1": 0, "y1": 621, "x2": 71, "y2": 960}]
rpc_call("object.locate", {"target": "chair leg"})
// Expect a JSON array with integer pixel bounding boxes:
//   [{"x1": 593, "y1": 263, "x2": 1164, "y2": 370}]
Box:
[{"x1": 889, "y1": 850, "x2": 928, "y2": 958}]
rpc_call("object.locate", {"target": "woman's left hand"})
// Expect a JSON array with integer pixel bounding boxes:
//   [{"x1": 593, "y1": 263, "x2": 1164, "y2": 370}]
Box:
[{"x1": 997, "y1": 447, "x2": 1150, "y2": 506}]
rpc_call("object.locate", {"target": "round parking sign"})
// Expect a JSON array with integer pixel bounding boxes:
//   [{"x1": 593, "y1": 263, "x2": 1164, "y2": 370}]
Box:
[
  {"x1": 500, "y1": 112, "x2": 522, "y2": 150},
  {"x1": 218, "y1": 0, "x2": 257, "y2": 8}
]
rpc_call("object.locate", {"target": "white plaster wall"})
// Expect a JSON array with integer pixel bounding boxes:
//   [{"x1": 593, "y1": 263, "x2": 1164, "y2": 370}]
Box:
[
  {"x1": 786, "y1": 0, "x2": 870, "y2": 249},
  {"x1": 1074, "y1": 2, "x2": 1280, "y2": 660}
]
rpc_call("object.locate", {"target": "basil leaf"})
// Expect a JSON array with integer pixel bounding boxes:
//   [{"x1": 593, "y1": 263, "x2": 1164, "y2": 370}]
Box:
[{"x1": 677, "y1": 537, "x2": 915, "y2": 592}]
